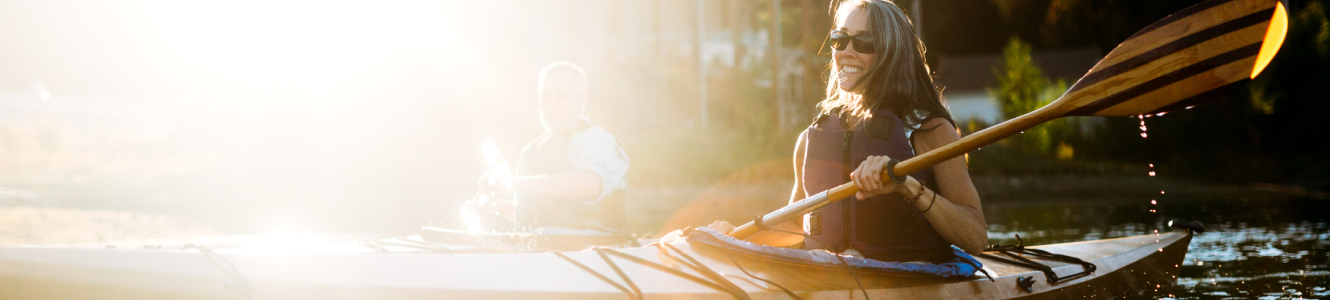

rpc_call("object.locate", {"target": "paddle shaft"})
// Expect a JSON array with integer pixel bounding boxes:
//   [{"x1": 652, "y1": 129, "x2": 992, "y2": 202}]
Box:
[{"x1": 728, "y1": 106, "x2": 1060, "y2": 240}]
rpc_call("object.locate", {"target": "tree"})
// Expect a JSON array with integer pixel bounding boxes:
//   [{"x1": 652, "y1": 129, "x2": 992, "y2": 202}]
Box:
[{"x1": 990, "y1": 37, "x2": 1069, "y2": 155}]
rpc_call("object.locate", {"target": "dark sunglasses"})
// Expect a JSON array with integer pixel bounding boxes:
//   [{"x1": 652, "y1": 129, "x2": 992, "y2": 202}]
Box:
[{"x1": 829, "y1": 30, "x2": 876, "y2": 54}]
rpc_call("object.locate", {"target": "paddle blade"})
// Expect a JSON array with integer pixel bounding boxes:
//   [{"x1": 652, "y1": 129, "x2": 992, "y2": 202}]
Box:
[
  {"x1": 1252, "y1": 1, "x2": 1288, "y2": 79},
  {"x1": 1057, "y1": 0, "x2": 1290, "y2": 117}
]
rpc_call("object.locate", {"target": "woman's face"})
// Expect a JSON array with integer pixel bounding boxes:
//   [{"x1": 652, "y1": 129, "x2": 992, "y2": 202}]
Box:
[{"x1": 833, "y1": 6, "x2": 876, "y2": 93}]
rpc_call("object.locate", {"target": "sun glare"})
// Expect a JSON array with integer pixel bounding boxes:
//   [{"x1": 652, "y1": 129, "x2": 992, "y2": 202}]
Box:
[
  {"x1": 141, "y1": 0, "x2": 455, "y2": 99},
  {"x1": 1252, "y1": 1, "x2": 1288, "y2": 80},
  {"x1": 227, "y1": 231, "x2": 363, "y2": 255},
  {"x1": 460, "y1": 204, "x2": 485, "y2": 233}
]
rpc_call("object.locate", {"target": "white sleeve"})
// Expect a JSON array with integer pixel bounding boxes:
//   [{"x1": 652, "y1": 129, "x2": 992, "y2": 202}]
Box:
[{"x1": 567, "y1": 127, "x2": 630, "y2": 204}]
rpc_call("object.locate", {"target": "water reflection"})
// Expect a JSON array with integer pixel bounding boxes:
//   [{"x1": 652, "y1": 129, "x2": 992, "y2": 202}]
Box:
[{"x1": 983, "y1": 197, "x2": 1330, "y2": 299}]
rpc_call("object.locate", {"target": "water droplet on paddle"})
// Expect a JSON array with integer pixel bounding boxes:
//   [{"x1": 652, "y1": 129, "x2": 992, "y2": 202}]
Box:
[
  {"x1": 1149, "y1": 171, "x2": 1156, "y2": 176},
  {"x1": 1140, "y1": 133, "x2": 1148, "y2": 138},
  {"x1": 1161, "y1": 191, "x2": 1166, "y2": 195},
  {"x1": 1186, "y1": 106, "x2": 1195, "y2": 109},
  {"x1": 1156, "y1": 112, "x2": 1167, "y2": 117},
  {"x1": 1149, "y1": 164, "x2": 1154, "y2": 168},
  {"x1": 1151, "y1": 200, "x2": 1157, "y2": 205}
]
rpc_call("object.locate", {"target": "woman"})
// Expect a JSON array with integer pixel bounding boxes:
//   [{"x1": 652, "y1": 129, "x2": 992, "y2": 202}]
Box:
[{"x1": 707, "y1": 0, "x2": 986, "y2": 262}]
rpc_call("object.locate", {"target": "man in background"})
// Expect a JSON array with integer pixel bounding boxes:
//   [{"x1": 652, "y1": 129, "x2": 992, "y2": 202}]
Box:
[{"x1": 477, "y1": 61, "x2": 630, "y2": 232}]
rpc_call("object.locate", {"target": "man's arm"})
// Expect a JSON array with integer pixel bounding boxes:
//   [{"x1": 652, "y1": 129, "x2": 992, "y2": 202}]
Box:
[{"x1": 512, "y1": 127, "x2": 628, "y2": 203}]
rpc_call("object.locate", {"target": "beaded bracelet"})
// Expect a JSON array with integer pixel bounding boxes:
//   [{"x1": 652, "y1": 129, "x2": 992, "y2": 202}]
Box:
[{"x1": 908, "y1": 185, "x2": 927, "y2": 204}]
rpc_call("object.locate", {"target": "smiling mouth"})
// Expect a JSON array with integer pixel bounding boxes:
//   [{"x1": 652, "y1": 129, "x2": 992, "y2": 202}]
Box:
[{"x1": 838, "y1": 65, "x2": 862, "y2": 82}]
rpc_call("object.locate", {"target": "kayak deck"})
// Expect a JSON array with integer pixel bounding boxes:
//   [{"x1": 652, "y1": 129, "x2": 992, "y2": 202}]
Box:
[
  {"x1": 416, "y1": 226, "x2": 638, "y2": 252},
  {"x1": 0, "y1": 230, "x2": 1191, "y2": 299}
]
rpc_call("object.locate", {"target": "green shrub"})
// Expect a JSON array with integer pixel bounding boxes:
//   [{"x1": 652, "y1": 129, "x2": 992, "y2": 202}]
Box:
[{"x1": 990, "y1": 37, "x2": 1071, "y2": 155}]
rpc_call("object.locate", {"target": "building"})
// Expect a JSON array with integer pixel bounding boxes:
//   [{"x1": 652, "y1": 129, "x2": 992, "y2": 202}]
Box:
[{"x1": 934, "y1": 47, "x2": 1102, "y2": 124}]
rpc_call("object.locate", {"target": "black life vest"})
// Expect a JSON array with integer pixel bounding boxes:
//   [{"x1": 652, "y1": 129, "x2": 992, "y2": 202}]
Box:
[
  {"x1": 801, "y1": 108, "x2": 951, "y2": 262},
  {"x1": 514, "y1": 122, "x2": 626, "y2": 231}
]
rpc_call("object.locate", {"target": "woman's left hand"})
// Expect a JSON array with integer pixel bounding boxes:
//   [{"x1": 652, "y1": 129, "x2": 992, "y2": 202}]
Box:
[{"x1": 850, "y1": 155, "x2": 907, "y2": 200}]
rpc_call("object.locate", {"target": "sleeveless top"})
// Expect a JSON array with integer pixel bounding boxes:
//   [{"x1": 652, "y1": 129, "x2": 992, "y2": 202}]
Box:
[
  {"x1": 514, "y1": 123, "x2": 627, "y2": 231},
  {"x1": 801, "y1": 108, "x2": 952, "y2": 262}
]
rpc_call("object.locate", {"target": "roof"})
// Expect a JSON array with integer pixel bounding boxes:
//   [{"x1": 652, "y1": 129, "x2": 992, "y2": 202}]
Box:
[{"x1": 933, "y1": 47, "x2": 1102, "y2": 93}]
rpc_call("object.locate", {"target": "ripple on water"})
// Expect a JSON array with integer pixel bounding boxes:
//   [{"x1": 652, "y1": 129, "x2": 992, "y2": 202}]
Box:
[{"x1": 984, "y1": 198, "x2": 1330, "y2": 299}]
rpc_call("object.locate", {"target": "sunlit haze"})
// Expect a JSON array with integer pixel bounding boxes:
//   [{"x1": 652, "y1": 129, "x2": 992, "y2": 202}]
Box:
[{"x1": 0, "y1": 0, "x2": 697, "y2": 233}]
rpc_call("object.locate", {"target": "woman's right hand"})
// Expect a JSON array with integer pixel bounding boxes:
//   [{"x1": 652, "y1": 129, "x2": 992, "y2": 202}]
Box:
[
  {"x1": 706, "y1": 220, "x2": 737, "y2": 234},
  {"x1": 661, "y1": 220, "x2": 737, "y2": 243},
  {"x1": 851, "y1": 155, "x2": 909, "y2": 200}
]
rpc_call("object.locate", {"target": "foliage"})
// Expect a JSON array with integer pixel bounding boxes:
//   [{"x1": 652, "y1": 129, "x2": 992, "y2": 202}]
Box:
[
  {"x1": 989, "y1": 37, "x2": 1071, "y2": 155},
  {"x1": 1301, "y1": 1, "x2": 1330, "y2": 57}
]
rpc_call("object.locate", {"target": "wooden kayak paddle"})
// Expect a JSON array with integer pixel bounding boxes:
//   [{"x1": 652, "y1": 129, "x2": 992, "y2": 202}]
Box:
[{"x1": 729, "y1": 0, "x2": 1290, "y2": 240}]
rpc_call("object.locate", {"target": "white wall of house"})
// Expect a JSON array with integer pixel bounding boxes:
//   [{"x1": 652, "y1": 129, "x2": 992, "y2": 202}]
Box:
[{"x1": 944, "y1": 90, "x2": 1002, "y2": 124}]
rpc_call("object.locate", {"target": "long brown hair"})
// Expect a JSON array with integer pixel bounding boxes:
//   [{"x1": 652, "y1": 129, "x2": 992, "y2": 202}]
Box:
[{"x1": 817, "y1": 0, "x2": 953, "y2": 131}]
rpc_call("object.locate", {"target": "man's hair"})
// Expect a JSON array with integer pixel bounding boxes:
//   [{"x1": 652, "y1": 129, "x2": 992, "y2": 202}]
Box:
[{"x1": 538, "y1": 61, "x2": 588, "y2": 91}]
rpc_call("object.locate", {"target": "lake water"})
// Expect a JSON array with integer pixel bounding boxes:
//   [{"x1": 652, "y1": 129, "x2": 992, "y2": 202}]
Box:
[{"x1": 984, "y1": 196, "x2": 1330, "y2": 300}]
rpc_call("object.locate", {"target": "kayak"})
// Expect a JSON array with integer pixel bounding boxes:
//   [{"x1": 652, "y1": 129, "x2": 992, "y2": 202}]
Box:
[
  {"x1": 0, "y1": 227, "x2": 1193, "y2": 299},
  {"x1": 416, "y1": 226, "x2": 639, "y2": 252}
]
